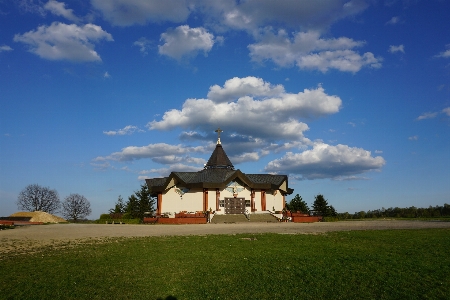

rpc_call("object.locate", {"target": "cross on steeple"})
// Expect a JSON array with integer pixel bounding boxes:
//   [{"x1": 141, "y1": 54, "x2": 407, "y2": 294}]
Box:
[{"x1": 215, "y1": 127, "x2": 223, "y2": 144}]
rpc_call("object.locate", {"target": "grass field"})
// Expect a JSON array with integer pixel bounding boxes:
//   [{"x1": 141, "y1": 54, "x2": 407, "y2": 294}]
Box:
[{"x1": 1, "y1": 229, "x2": 449, "y2": 299}]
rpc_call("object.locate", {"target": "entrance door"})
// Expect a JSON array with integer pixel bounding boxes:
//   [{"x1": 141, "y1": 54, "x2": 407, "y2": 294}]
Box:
[{"x1": 224, "y1": 197, "x2": 245, "y2": 214}]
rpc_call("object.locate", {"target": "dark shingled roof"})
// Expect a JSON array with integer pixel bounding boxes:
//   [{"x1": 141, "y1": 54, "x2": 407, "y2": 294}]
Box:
[
  {"x1": 175, "y1": 169, "x2": 236, "y2": 184},
  {"x1": 205, "y1": 144, "x2": 234, "y2": 170},
  {"x1": 246, "y1": 174, "x2": 286, "y2": 185},
  {"x1": 146, "y1": 177, "x2": 167, "y2": 187}
]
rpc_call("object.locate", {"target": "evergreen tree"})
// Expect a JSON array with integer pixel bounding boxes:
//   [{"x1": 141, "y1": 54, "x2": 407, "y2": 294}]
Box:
[
  {"x1": 125, "y1": 194, "x2": 140, "y2": 219},
  {"x1": 125, "y1": 184, "x2": 156, "y2": 219},
  {"x1": 312, "y1": 194, "x2": 336, "y2": 217},
  {"x1": 109, "y1": 195, "x2": 125, "y2": 214},
  {"x1": 135, "y1": 184, "x2": 155, "y2": 219},
  {"x1": 287, "y1": 194, "x2": 309, "y2": 213}
]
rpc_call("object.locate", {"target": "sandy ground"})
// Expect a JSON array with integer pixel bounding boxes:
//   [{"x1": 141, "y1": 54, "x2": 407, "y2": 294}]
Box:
[{"x1": 1, "y1": 220, "x2": 450, "y2": 255}]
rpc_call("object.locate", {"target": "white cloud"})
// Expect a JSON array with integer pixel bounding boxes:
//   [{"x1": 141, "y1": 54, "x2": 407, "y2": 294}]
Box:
[
  {"x1": 207, "y1": 76, "x2": 285, "y2": 103},
  {"x1": 133, "y1": 37, "x2": 152, "y2": 56},
  {"x1": 44, "y1": 0, "x2": 80, "y2": 23},
  {"x1": 94, "y1": 143, "x2": 207, "y2": 162},
  {"x1": 443, "y1": 107, "x2": 450, "y2": 116},
  {"x1": 375, "y1": 150, "x2": 383, "y2": 154},
  {"x1": 0, "y1": 45, "x2": 13, "y2": 52},
  {"x1": 14, "y1": 22, "x2": 113, "y2": 62},
  {"x1": 248, "y1": 30, "x2": 381, "y2": 73},
  {"x1": 207, "y1": 0, "x2": 370, "y2": 32},
  {"x1": 139, "y1": 163, "x2": 202, "y2": 178},
  {"x1": 159, "y1": 25, "x2": 215, "y2": 60},
  {"x1": 103, "y1": 71, "x2": 111, "y2": 78},
  {"x1": 103, "y1": 125, "x2": 143, "y2": 136},
  {"x1": 386, "y1": 16, "x2": 401, "y2": 25},
  {"x1": 408, "y1": 135, "x2": 418, "y2": 141},
  {"x1": 91, "y1": 0, "x2": 190, "y2": 26},
  {"x1": 388, "y1": 44, "x2": 404, "y2": 54},
  {"x1": 89, "y1": 1, "x2": 370, "y2": 31},
  {"x1": 435, "y1": 49, "x2": 450, "y2": 58},
  {"x1": 230, "y1": 152, "x2": 260, "y2": 164},
  {"x1": 265, "y1": 142, "x2": 385, "y2": 180},
  {"x1": 416, "y1": 112, "x2": 438, "y2": 121},
  {"x1": 148, "y1": 77, "x2": 342, "y2": 141}
]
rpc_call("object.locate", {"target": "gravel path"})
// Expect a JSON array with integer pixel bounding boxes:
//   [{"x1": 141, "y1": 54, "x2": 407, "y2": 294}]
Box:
[{"x1": 2, "y1": 220, "x2": 449, "y2": 255}]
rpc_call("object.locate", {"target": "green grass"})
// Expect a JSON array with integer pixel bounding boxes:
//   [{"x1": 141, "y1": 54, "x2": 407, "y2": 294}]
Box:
[{"x1": 1, "y1": 229, "x2": 450, "y2": 300}]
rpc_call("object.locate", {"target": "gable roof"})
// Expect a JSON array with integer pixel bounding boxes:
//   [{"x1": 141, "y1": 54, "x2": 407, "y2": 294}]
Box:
[{"x1": 146, "y1": 168, "x2": 293, "y2": 194}]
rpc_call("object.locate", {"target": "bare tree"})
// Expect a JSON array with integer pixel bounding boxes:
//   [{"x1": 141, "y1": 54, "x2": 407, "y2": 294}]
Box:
[
  {"x1": 17, "y1": 184, "x2": 60, "y2": 214},
  {"x1": 62, "y1": 194, "x2": 92, "y2": 222}
]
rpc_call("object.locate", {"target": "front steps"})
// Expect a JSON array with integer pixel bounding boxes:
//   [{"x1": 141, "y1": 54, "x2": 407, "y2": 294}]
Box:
[{"x1": 211, "y1": 213, "x2": 278, "y2": 223}]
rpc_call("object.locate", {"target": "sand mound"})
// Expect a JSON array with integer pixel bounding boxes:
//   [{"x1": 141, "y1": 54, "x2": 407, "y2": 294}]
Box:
[{"x1": 10, "y1": 211, "x2": 67, "y2": 223}]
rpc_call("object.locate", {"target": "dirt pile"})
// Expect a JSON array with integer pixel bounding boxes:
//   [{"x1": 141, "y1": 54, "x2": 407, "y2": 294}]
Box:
[{"x1": 10, "y1": 211, "x2": 67, "y2": 223}]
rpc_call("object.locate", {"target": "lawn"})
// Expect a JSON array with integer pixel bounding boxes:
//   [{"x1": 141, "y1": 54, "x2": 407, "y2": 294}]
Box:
[{"x1": 1, "y1": 229, "x2": 449, "y2": 299}]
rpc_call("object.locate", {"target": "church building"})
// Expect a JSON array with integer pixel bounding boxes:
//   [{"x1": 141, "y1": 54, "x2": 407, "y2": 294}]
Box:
[{"x1": 145, "y1": 129, "x2": 294, "y2": 217}]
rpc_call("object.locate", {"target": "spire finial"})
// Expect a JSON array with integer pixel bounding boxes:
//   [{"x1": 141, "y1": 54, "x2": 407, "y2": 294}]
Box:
[{"x1": 215, "y1": 127, "x2": 223, "y2": 144}]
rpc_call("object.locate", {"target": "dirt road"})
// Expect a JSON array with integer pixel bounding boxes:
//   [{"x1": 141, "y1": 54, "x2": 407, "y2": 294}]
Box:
[{"x1": 2, "y1": 220, "x2": 449, "y2": 255}]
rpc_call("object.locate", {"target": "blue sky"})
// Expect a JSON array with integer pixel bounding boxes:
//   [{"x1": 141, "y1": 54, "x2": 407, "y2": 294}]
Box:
[{"x1": 1, "y1": 0, "x2": 449, "y2": 219}]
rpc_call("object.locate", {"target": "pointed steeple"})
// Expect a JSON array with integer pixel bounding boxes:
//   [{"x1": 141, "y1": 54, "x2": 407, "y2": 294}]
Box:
[{"x1": 205, "y1": 128, "x2": 234, "y2": 170}]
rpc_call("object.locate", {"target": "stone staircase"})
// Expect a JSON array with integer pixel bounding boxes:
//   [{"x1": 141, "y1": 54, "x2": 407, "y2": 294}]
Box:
[
  {"x1": 211, "y1": 213, "x2": 278, "y2": 223},
  {"x1": 248, "y1": 213, "x2": 278, "y2": 223}
]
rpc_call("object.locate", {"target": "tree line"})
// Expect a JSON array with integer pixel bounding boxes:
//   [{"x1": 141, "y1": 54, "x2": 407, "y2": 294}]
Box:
[
  {"x1": 286, "y1": 194, "x2": 450, "y2": 219},
  {"x1": 338, "y1": 204, "x2": 450, "y2": 220},
  {"x1": 16, "y1": 184, "x2": 91, "y2": 222},
  {"x1": 286, "y1": 194, "x2": 337, "y2": 217},
  {"x1": 106, "y1": 184, "x2": 155, "y2": 220}
]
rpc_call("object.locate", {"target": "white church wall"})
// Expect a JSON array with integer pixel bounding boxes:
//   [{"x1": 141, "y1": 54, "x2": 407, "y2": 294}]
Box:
[
  {"x1": 207, "y1": 190, "x2": 216, "y2": 212},
  {"x1": 162, "y1": 187, "x2": 203, "y2": 214},
  {"x1": 267, "y1": 190, "x2": 284, "y2": 212},
  {"x1": 254, "y1": 190, "x2": 262, "y2": 212}
]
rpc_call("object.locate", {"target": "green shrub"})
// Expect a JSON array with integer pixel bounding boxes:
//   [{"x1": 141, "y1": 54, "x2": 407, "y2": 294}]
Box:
[
  {"x1": 99, "y1": 214, "x2": 111, "y2": 220},
  {"x1": 122, "y1": 212, "x2": 132, "y2": 219}
]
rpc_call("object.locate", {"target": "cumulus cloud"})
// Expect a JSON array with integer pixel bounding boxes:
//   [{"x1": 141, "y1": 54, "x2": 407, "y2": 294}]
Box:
[
  {"x1": 265, "y1": 142, "x2": 385, "y2": 180},
  {"x1": 91, "y1": 0, "x2": 190, "y2": 26},
  {"x1": 148, "y1": 77, "x2": 342, "y2": 141},
  {"x1": 44, "y1": 0, "x2": 80, "y2": 23},
  {"x1": 14, "y1": 22, "x2": 113, "y2": 61},
  {"x1": 103, "y1": 125, "x2": 143, "y2": 136},
  {"x1": 94, "y1": 143, "x2": 207, "y2": 162},
  {"x1": 207, "y1": 76, "x2": 284, "y2": 103},
  {"x1": 90, "y1": 1, "x2": 369, "y2": 31},
  {"x1": 159, "y1": 25, "x2": 215, "y2": 60},
  {"x1": 229, "y1": 152, "x2": 260, "y2": 164},
  {"x1": 133, "y1": 37, "x2": 152, "y2": 56},
  {"x1": 249, "y1": 30, "x2": 381, "y2": 73},
  {"x1": 388, "y1": 44, "x2": 404, "y2": 54},
  {"x1": 0, "y1": 45, "x2": 13, "y2": 52},
  {"x1": 408, "y1": 135, "x2": 418, "y2": 141},
  {"x1": 206, "y1": 0, "x2": 370, "y2": 32}
]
